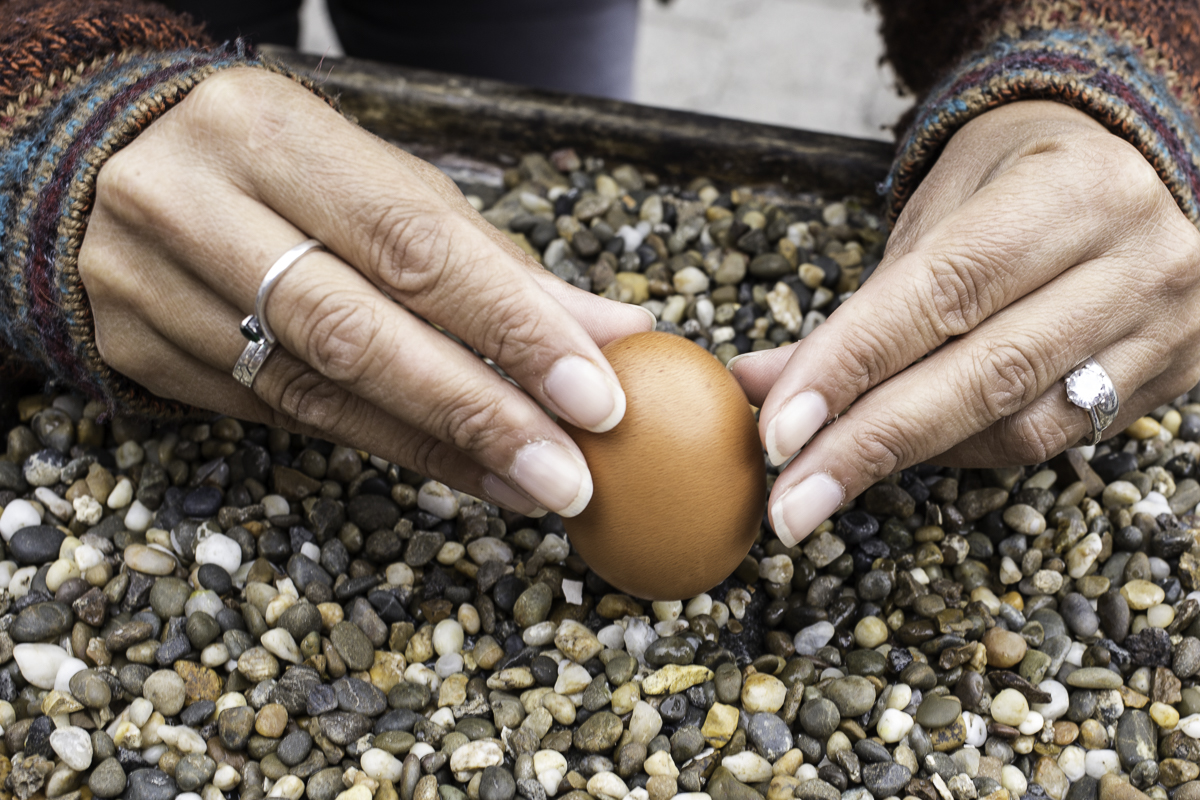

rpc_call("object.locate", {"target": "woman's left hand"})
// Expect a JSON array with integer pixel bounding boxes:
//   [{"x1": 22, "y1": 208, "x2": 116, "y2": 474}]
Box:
[{"x1": 731, "y1": 100, "x2": 1200, "y2": 546}]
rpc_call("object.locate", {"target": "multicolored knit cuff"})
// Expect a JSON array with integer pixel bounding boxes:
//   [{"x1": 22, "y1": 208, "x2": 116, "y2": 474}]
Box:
[
  {"x1": 1, "y1": 42, "x2": 331, "y2": 419},
  {"x1": 882, "y1": 25, "x2": 1200, "y2": 229}
]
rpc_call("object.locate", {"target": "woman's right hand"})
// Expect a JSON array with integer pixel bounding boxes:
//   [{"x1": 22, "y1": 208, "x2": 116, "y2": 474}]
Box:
[{"x1": 78, "y1": 67, "x2": 654, "y2": 517}]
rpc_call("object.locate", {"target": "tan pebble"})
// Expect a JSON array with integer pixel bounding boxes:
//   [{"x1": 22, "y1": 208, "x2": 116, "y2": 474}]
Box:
[{"x1": 1125, "y1": 417, "x2": 1161, "y2": 440}]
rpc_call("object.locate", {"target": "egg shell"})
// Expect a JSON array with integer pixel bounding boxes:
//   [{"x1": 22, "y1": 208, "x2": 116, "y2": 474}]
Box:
[{"x1": 561, "y1": 331, "x2": 765, "y2": 600}]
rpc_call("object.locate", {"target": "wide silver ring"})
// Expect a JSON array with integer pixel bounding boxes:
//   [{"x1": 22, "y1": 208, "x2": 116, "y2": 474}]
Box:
[
  {"x1": 1064, "y1": 357, "x2": 1120, "y2": 446},
  {"x1": 231, "y1": 238, "x2": 326, "y2": 388}
]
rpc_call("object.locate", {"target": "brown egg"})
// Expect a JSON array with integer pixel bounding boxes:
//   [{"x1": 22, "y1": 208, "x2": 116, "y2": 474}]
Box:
[{"x1": 561, "y1": 331, "x2": 765, "y2": 600}]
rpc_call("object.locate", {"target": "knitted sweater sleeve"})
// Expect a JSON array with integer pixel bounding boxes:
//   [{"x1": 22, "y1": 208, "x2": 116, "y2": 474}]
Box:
[
  {"x1": 0, "y1": 0, "x2": 291, "y2": 416},
  {"x1": 871, "y1": 0, "x2": 1200, "y2": 228}
]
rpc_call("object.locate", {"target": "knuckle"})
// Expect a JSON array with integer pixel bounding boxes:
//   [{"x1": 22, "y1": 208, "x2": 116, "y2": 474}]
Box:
[
  {"x1": 922, "y1": 252, "x2": 984, "y2": 338},
  {"x1": 429, "y1": 389, "x2": 506, "y2": 456},
  {"x1": 999, "y1": 412, "x2": 1071, "y2": 465},
  {"x1": 367, "y1": 208, "x2": 460, "y2": 296},
  {"x1": 267, "y1": 364, "x2": 352, "y2": 433},
  {"x1": 472, "y1": 290, "x2": 550, "y2": 367},
  {"x1": 300, "y1": 294, "x2": 382, "y2": 386},
  {"x1": 850, "y1": 422, "x2": 910, "y2": 482},
  {"x1": 973, "y1": 342, "x2": 1043, "y2": 420}
]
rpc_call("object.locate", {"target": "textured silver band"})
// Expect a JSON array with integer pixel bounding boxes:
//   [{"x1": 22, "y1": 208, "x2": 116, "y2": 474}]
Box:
[{"x1": 1064, "y1": 357, "x2": 1120, "y2": 446}]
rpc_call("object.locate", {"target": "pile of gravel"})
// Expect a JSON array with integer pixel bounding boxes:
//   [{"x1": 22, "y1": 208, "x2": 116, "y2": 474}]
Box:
[{"x1": 0, "y1": 150, "x2": 1196, "y2": 800}]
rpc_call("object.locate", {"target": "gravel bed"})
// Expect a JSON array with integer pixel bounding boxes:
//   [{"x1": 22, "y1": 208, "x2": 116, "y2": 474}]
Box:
[{"x1": 0, "y1": 150, "x2": 1198, "y2": 800}]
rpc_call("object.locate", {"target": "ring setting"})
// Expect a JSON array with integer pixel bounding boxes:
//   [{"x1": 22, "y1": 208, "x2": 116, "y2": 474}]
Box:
[
  {"x1": 232, "y1": 239, "x2": 326, "y2": 389},
  {"x1": 1064, "y1": 357, "x2": 1119, "y2": 446}
]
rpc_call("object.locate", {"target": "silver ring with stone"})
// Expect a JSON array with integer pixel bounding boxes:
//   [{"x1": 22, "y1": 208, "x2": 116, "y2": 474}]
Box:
[
  {"x1": 1064, "y1": 357, "x2": 1120, "y2": 446},
  {"x1": 231, "y1": 239, "x2": 326, "y2": 388}
]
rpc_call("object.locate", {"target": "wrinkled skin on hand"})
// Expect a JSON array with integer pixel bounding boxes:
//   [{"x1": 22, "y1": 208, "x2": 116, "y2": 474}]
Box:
[
  {"x1": 733, "y1": 100, "x2": 1200, "y2": 546},
  {"x1": 79, "y1": 67, "x2": 654, "y2": 519}
]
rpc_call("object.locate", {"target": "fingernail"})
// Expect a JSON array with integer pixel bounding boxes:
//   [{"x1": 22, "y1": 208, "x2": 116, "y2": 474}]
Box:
[
  {"x1": 765, "y1": 391, "x2": 828, "y2": 466},
  {"x1": 544, "y1": 354, "x2": 626, "y2": 433},
  {"x1": 725, "y1": 351, "x2": 764, "y2": 373},
  {"x1": 481, "y1": 472, "x2": 546, "y2": 517},
  {"x1": 633, "y1": 305, "x2": 658, "y2": 330},
  {"x1": 509, "y1": 440, "x2": 594, "y2": 517},
  {"x1": 770, "y1": 472, "x2": 844, "y2": 547}
]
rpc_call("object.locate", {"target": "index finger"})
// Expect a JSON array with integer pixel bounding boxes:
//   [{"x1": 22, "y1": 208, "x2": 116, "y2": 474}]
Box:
[
  {"x1": 187, "y1": 68, "x2": 646, "y2": 435},
  {"x1": 730, "y1": 145, "x2": 1134, "y2": 466}
]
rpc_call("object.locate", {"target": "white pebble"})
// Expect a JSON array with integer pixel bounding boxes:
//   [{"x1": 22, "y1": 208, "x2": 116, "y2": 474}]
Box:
[
  {"x1": 195, "y1": 533, "x2": 242, "y2": 575},
  {"x1": 410, "y1": 743, "x2": 435, "y2": 759},
  {"x1": 1149, "y1": 557, "x2": 1171, "y2": 581},
  {"x1": 213, "y1": 764, "x2": 240, "y2": 790},
  {"x1": 562, "y1": 579, "x2": 584, "y2": 605},
  {"x1": 8, "y1": 565, "x2": 36, "y2": 597},
  {"x1": 1178, "y1": 713, "x2": 1200, "y2": 738},
  {"x1": 1084, "y1": 749, "x2": 1120, "y2": 778},
  {"x1": 14, "y1": 643, "x2": 69, "y2": 689},
  {"x1": 587, "y1": 772, "x2": 629, "y2": 800},
  {"x1": 266, "y1": 775, "x2": 304, "y2": 799},
  {"x1": 0, "y1": 560, "x2": 14, "y2": 591},
  {"x1": 361, "y1": 748, "x2": 403, "y2": 782},
  {"x1": 652, "y1": 601, "x2": 683, "y2": 622},
  {"x1": 261, "y1": 629, "x2": 303, "y2": 663},
  {"x1": 523, "y1": 622, "x2": 557, "y2": 647},
  {"x1": 128, "y1": 697, "x2": 154, "y2": 727},
  {"x1": 123, "y1": 500, "x2": 153, "y2": 533},
  {"x1": 793, "y1": 621, "x2": 835, "y2": 655},
  {"x1": 433, "y1": 619, "x2": 465, "y2": 656},
  {"x1": 758, "y1": 555, "x2": 794, "y2": 584},
  {"x1": 106, "y1": 477, "x2": 133, "y2": 509},
  {"x1": 73, "y1": 543, "x2": 103, "y2": 570},
  {"x1": 72, "y1": 495, "x2": 103, "y2": 525},
  {"x1": 887, "y1": 684, "x2": 913, "y2": 711},
  {"x1": 877, "y1": 709, "x2": 913, "y2": 743},
  {"x1": 386, "y1": 563, "x2": 415, "y2": 587},
  {"x1": 1018, "y1": 710, "x2": 1044, "y2": 735},
  {"x1": 1147, "y1": 604, "x2": 1175, "y2": 628},
  {"x1": 300, "y1": 542, "x2": 321, "y2": 562},
  {"x1": 555, "y1": 664, "x2": 592, "y2": 695},
  {"x1": 184, "y1": 590, "x2": 224, "y2": 618},
  {"x1": 50, "y1": 726, "x2": 93, "y2": 771},
  {"x1": 991, "y1": 689, "x2": 1029, "y2": 727},
  {"x1": 34, "y1": 487, "x2": 73, "y2": 521},
  {"x1": 45, "y1": 558, "x2": 79, "y2": 592},
  {"x1": 467, "y1": 537, "x2": 513, "y2": 565},
  {"x1": 623, "y1": 618, "x2": 657, "y2": 664},
  {"x1": 685, "y1": 594, "x2": 713, "y2": 618},
  {"x1": 417, "y1": 481, "x2": 459, "y2": 519},
  {"x1": 963, "y1": 711, "x2": 987, "y2": 747},
  {"x1": 598, "y1": 625, "x2": 626, "y2": 650},
  {"x1": 1131, "y1": 491, "x2": 1171, "y2": 518},
  {"x1": 721, "y1": 751, "x2": 773, "y2": 783},
  {"x1": 435, "y1": 654, "x2": 463, "y2": 679},
  {"x1": 1065, "y1": 640, "x2": 1086, "y2": 667},
  {"x1": 1058, "y1": 746, "x2": 1086, "y2": 782},
  {"x1": 261, "y1": 494, "x2": 290, "y2": 517},
  {"x1": 1001, "y1": 765, "x2": 1027, "y2": 796},
  {"x1": 0, "y1": 499, "x2": 41, "y2": 540},
  {"x1": 53, "y1": 657, "x2": 88, "y2": 692},
  {"x1": 201, "y1": 643, "x2": 230, "y2": 668}
]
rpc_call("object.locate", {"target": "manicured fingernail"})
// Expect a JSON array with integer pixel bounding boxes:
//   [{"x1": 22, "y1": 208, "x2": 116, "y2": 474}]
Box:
[
  {"x1": 509, "y1": 440, "x2": 593, "y2": 517},
  {"x1": 770, "y1": 472, "x2": 844, "y2": 547},
  {"x1": 544, "y1": 355, "x2": 626, "y2": 433},
  {"x1": 725, "y1": 351, "x2": 764, "y2": 372},
  {"x1": 634, "y1": 305, "x2": 658, "y2": 330},
  {"x1": 765, "y1": 391, "x2": 828, "y2": 466},
  {"x1": 481, "y1": 472, "x2": 546, "y2": 517}
]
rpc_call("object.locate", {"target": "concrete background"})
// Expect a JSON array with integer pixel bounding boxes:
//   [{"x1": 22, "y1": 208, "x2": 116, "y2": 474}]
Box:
[{"x1": 298, "y1": 0, "x2": 911, "y2": 142}]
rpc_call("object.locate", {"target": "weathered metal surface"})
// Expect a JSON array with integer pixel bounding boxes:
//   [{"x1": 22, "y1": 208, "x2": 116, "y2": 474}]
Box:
[{"x1": 263, "y1": 46, "x2": 895, "y2": 198}]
